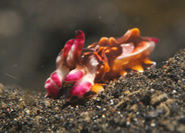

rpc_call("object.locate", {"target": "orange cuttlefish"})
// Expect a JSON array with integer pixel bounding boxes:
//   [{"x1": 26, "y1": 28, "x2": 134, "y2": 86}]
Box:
[{"x1": 44, "y1": 28, "x2": 158, "y2": 100}]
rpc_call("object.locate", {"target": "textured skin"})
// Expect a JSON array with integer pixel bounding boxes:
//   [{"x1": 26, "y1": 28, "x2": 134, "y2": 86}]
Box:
[{"x1": 45, "y1": 28, "x2": 158, "y2": 99}]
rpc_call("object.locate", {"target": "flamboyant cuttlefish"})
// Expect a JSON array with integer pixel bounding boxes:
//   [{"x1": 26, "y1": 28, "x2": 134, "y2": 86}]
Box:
[{"x1": 45, "y1": 28, "x2": 158, "y2": 100}]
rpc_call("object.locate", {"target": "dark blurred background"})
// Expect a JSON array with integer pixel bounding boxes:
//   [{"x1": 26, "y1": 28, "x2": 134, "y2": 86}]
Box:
[{"x1": 0, "y1": 0, "x2": 185, "y2": 91}]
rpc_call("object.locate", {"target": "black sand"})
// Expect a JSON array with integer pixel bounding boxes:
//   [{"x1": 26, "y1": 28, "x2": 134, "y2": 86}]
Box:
[{"x1": 1, "y1": 49, "x2": 185, "y2": 133}]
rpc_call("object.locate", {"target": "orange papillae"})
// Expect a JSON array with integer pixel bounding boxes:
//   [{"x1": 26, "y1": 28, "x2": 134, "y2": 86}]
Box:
[{"x1": 89, "y1": 28, "x2": 157, "y2": 82}]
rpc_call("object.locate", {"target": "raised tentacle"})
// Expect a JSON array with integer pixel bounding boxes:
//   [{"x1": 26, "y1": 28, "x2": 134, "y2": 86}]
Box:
[{"x1": 66, "y1": 30, "x2": 85, "y2": 68}]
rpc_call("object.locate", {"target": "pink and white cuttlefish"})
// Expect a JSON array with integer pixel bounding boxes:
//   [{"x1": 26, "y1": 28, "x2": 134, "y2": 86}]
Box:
[{"x1": 45, "y1": 28, "x2": 158, "y2": 100}]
